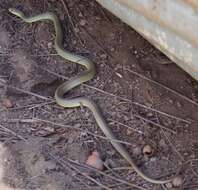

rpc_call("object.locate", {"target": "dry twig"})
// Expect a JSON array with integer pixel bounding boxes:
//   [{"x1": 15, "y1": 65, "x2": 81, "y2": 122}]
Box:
[
  {"x1": 125, "y1": 68, "x2": 198, "y2": 107},
  {"x1": 39, "y1": 67, "x2": 191, "y2": 124},
  {"x1": 0, "y1": 124, "x2": 26, "y2": 141},
  {"x1": 50, "y1": 153, "x2": 112, "y2": 190},
  {"x1": 50, "y1": 154, "x2": 149, "y2": 190},
  {"x1": 3, "y1": 118, "x2": 133, "y2": 146}
]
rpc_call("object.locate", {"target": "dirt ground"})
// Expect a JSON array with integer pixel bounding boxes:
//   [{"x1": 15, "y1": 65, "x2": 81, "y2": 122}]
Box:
[{"x1": 0, "y1": 0, "x2": 198, "y2": 190}]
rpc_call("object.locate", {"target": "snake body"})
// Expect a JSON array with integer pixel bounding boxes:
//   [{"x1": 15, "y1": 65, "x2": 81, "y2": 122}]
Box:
[{"x1": 9, "y1": 8, "x2": 175, "y2": 184}]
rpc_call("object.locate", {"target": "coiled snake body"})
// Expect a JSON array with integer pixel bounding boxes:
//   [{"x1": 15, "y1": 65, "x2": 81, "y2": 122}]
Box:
[{"x1": 9, "y1": 8, "x2": 175, "y2": 184}]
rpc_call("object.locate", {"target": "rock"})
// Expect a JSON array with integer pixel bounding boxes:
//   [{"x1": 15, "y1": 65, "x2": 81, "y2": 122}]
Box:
[
  {"x1": 176, "y1": 101, "x2": 182, "y2": 108},
  {"x1": 168, "y1": 99, "x2": 174, "y2": 104},
  {"x1": 172, "y1": 176, "x2": 183, "y2": 187},
  {"x1": 133, "y1": 146, "x2": 141, "y2": 156},
  {"x1": 44, "y1": 126, "x2": 55, "y2": 133},
  {"x1": 2, "y1": 98, "x2": 13, "y2": 108},
  {"x1": 166, "y1": 182, "x2": 173, "y2": 189},
  {"x1": 143, "y1": 144, "x2": 153, "y2": 156},
  {"x1": 126, "y1": 128, "x2": 133, "y2": 135},
  {"x1": 163, "y1": 118, "x2": 172, "y2": 126},
  {"x1": 159, "y1": 138, "x2": 167, "y2": 149},
  {"x1": 100, "y1": 53, "x2": 107, "y2": 59},
  {"x1": 86, "y1": 151, "x2": 104, "y2": 171},
  {"x1": 79, "y1": 19, "x2": 86, "y2": 26},
  {"x1": 146, "y1": 112, "x2": 153, "y2": 117}
]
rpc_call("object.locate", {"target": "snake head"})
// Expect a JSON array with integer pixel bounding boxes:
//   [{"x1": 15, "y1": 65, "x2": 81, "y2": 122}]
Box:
[{"x1": 8, "y1": 8, "x2": 24, "y2": 18}]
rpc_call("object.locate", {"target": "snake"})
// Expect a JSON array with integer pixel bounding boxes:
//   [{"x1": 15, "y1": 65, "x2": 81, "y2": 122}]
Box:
[{"x1": 8, "y1": 8, "x2": 176, "y2": 185}]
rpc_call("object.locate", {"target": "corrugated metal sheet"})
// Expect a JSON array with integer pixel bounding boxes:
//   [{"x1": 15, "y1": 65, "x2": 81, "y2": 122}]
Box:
[
  {"x1": 96, "y1": 0, "x2": 198, "y2": 81},
  {"x1": 183, "y1": 0, "x2": 198, "y2": 9}
]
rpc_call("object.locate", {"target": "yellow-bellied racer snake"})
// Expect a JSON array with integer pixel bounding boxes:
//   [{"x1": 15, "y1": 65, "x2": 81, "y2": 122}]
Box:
[{"x1": 8, "y1": 8, "x2": 176, "y2": 184}]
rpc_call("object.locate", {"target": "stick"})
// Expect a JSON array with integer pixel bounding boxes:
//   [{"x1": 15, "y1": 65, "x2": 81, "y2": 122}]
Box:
[
  {"x1": 3, "y1": 118, "x2": 133, "y2": 146},
  {"x1": 125, "y1": 68, "x2": 198, "y2": 107},
  {"x1": 50, "y1": 153, "x2": 112, "y2": 190},
  {"x1": 0, "y1": 124, "x2": 27, "y2": 141},
  {"x1": 39, "y1": 68, "x2": 192, "y2": 124}
]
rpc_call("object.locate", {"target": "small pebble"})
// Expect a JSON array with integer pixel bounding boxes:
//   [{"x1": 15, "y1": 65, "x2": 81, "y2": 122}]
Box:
[
  {"x1": 44, "y1": 126, "x2": 54, "y2": 133},
  {"x1": 74, "y1": 27, "x2": 80, "y2": 33},
  {"x1": 133, "y1": 146, "x2": 141, "y2": 156},
  {"x1": 163, "y1": 118, "x2": 172, "y2": 126},
  {"x1": 134, "y1": 50, "x2": 138, "y2": 54},
  {"x1": 150, "y1": 157, "x2": 157, "y2": 162},
  {"x1": 176, "y1": 101, "x2": 182, "y2": 108},
  {"x1": 79, "y1": 19, "x2": 86, "y2": 26},
  {"x1": 126, "y1": 128, "x2": 133, "y2": 135},
  {"x1": 58, "y1": 114, "x2": 64, "y2": 120},
  {"x1": 166, "y1": 182, "x2": 173, "y2": 189},
  {"x1": 159, "y1": 138, "x2": 167, "y2": 148},
  {"x1": 143, "y1": 144, "x2": 153, "y2": 156},
  {"x1": 100, "y1": 53, "x2": 107, "y2": 59},
  {"x1": 146, "y1": 112, "x2": 153, "y2": 117},
  {"x1": 110, "y1": 47, "x2": 115, "y2": 52},
  {"x1": 86, "y1": 151, "x2": 104, "y2": 171},
  {"x1": 47, "y1": 42, "x2": 53, "y2": 48},
  {"x1": 3, "y1": 98, "x2": 13, "y2": 108},
  {"x1": 172, "y1": 176, "x2": 183, "y2": 187},
  {"x1": 78, "y1": 12, "x2": 83, "y2": 17},
  {"x1": 124, "y1": 115, "x2": 129, "y2": 121}
]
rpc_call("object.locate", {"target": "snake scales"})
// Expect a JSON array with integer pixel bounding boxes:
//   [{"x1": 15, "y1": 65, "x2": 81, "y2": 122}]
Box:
[{"x1": 9, "y1": 8, "x2": 176, "y2": 184}]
